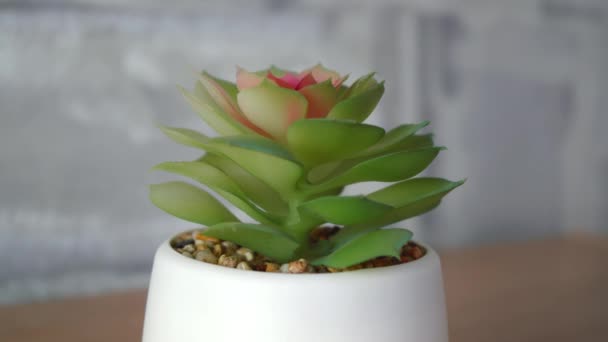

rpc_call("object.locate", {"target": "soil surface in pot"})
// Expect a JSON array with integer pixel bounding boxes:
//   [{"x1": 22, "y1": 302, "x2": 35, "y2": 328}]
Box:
[{"x1": 171, "y1": 227, "x2": 426, "y2": 274}]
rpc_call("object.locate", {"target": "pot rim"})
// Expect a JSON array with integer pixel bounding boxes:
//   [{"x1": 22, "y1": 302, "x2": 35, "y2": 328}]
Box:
[{"x1": 158, "y1": 229, "x2": 441, "y2": 282}]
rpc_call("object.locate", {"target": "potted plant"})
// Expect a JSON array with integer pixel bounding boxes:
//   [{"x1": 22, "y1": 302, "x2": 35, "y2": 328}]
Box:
[{"x1": 142, "y1": 65, "x2": 463, "y2": 342}]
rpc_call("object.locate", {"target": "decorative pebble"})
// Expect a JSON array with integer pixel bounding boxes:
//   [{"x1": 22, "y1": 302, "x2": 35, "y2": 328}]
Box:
[
  {"x1": 411, "y1": 246, "x2": 424, "y2": 259},
  {"x1": 346, "y1": 264, "x2": 364, "y2": 271},
  {"x1": 193, "y1": 232, "x2": 219, "y2": 243},
  {"x1": 173, "y1": 228, "x2": 426, "y2": 273},
  {"x1": 236, "y1": 261, "x2": 252, "y2": 270},
  {"x1": 288, "y1": 259, "x2": 308, "y2": 274},
  {"x1": 236, "y1": 247, "x2": 254, "y2": 262},
  {"x1": 327, "y1": 267, "x2": 341, "y2": 273},
  {"x1": 218, "y1": 254, "x2": 239, "y2": 268},
  {"x1": 221, "y1": 240, "x2": 237, "y2": 249},
  {"x1": 173, "y1": 238, "x2": 195, "y2": 249},
  {"x1": 195, "y1": 249, "x2": 218, "y2": 264},
  {"x1": 182, "y1": 244, "x2": 195, "y2": 253},
  {"x1": 264, "y1": 262, "x2": 280, "y2": 273}
]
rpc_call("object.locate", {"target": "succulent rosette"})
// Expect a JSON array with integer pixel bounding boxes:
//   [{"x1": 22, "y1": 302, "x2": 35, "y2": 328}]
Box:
[{"x1": 151, "y1": 65, "x2": 463, "y2": 268}]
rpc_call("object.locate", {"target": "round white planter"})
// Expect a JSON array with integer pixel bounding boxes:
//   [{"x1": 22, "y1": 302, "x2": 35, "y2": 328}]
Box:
[{"x1": 142, "y1": 234, "x2": 449, "y2": 342}]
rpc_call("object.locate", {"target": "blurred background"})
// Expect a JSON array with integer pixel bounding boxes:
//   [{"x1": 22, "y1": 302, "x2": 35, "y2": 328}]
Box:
[{"x1": 1, "y1": 0, "x2": 607, "y2": 304}]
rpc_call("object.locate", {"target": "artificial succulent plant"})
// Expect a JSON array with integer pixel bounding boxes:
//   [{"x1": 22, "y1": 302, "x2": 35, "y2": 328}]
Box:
[{"x1": 150, "y1": 64, "x2": 463, "y2": 268}]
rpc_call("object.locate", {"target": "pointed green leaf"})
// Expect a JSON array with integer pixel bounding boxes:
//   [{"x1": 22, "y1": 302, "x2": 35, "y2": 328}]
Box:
[
  {"x1": 204, "y1": 223, "x2": 299, "y2": 263},
  {"x1": 179, "y1": 85, "x2": 248, "y2": 136},
  {"x1": 214, "y1": 135, "x2": 297, "y2": 162},
  {"x1": 287, "y1": 119, "x2": 385, "y2": 168},
  {"x1": 158, "y1": 126, "x2": 213, "y2": 151},
  {"x1": 368, "y1": 178, "x2": 463, "y2": 207},
  {"x1": 306, "y1": 161, "x2": 342, "y2": 184},
  {"x1": 161, "y1": 133, "x2": 302, "y2": 202},
  {"x1": 357, "y1": 121, "x2": 430, "y2": 157},
  {"x1": 153, "y1": 161, "x2": 241, "y2": 195},
  {"x1": 327, "y1": 82, "x2": 385, "y2": 122},
  {"x1": 393, "y1": 134, "x2": 435, "y2": 151},
  {"x1": 202, "y1": 154, "x2": 288, "y2": 215},
  {"x1": 333, "y1": 178, "x2": 465, "y2": 244},
  {"x1": 206, "y1": 74, "x2": 239, "y2": 101},
  {"x1": 298, "y1": 196, "x2": 391, "y2": 226},
  {"x1": 209, "y1": 136, "x2": 304, "y2": 199},
  {"x1": 305, "y1": 147, "x2": 443, "y2": 193},
  {"x1": 311, "y1": 229, "x2": 413, "y2": 268},
  {"x1": 215, "y1": 190, "x2": 282, "y2": 225},
  {"x1": 153, "y1": 161, "x2": 282, "y2": 225},
  {"x1": 149, "y1": 181, "x2": 237, "y2": 226},
  {"x1": 340, "y1": 72, "x2": 378, "y2": 100}
]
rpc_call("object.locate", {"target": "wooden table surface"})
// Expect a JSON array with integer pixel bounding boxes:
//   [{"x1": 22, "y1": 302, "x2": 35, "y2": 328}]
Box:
[{"x1": 1, "y1": 234, "x2": 607, "y2": 342}]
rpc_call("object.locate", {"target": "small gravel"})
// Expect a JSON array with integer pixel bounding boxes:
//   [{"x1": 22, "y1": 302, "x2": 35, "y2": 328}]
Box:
[
  {"x1": 236, "y1": 261, "x2": 252, "y2": 270},
  {"x1": 218, "y1": 254, "x2": 239, "y2": 268},
  {"x1": 171, "y1": 227, "x2": 427, "y2": 273},
  {"x1": 194, "y1": 249, "x2": 217, "y2": 264}
]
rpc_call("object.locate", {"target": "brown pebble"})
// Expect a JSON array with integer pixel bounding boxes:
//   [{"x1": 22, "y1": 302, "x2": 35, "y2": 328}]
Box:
[
  {"x1": 400, "y1": 255, "x2": 414, "y2": 263},
  {"x1": 195, "y1": 249, "x2": 218, "y2": 264},
  {"x1": 236, "y1": 247, "x2": 254, "y2": 262},
  {"x1": 236, "y1": 261, "x2": 252, "y2": 270},
  {"x1": 288, "y1": 259, "x2": 309, "y2": 274},
  {"x1": 218, "y1": 254, "x2": 239, "y2": 268},
  {"x1": 193, "y1": 233, "x2": 219, "y2": 243},
  {"x1": 346, "y1": 264, "x2": 364, "y2": 271},
  {"x1": 327, "y1": 267, "x2": 341, "y2": 273},
  {"x1": 221, "y1": 241, "x2": 237, "y2": 252},
  {"x1": 264, "y1": 262, "x2": 281, "y2": 273},
  {"x1": 411, "y1": 246, "x2": 424, "y2": 259},
  {"x1": 195, "y1": 243, "x2": 208, "y2": 251},
  {"x1": 372, "y1": 257, "x2": 396, "y2": 268},
  {"x1": 363, "y1": 261, "x2": 375, "y2": 269},
  {"x1": 181, "y1": 251, "x2": 193, "y2": 258},
  {"x1": 182, "y1": 244, "x2": 195, "y2": 253},
  {"x1": 213, "y1": 244, "x2": 223, "y2": 256},
  {"x1": 315, "y1": 265, "x2": 328, "y2": 273}
]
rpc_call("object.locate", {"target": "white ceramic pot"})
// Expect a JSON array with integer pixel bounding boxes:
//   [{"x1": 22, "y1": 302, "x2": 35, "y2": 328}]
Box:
[{"x1": 142, "y1": 233, "x2": 449, "y2": 342}]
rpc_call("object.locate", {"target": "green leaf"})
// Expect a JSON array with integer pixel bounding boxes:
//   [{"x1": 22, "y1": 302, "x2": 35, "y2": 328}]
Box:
[
  {"x1": 357, "y1": 121, "x2": 429, "y2": 157},
  {"x1": 393, "y1": 134, "x2": 435, "y2": 151},
  {"x1": 327, "y1": 82, "x2": 385, "y2": 122},
  {"x1": 214, "y1": 135, "x2": 297, "y2": 163},
  {"x1": 202, "y1": 154, "x2": 288, "y2": 215},
  {"x1": 158, "y1": 125, "x2": 213, "y2": 151},
  {"x1": 305, "y1": 161, "x2": 342, "y2": 184},
  {"x1": 179, "y1": 85, "x2": 248, "y2": 136},
  {"x1": 204, "y1": 223, "x2": 299, "y2": 263},
  {"x1": 153, "y1": 161, "x2": 282, "y2": 225},
  {"x1": 206, "y1": 74, "x2": 239, "y2": 101},
  {"x1": 298, "y1": 196, "x2": 392, "y2": 226},
  {"x1": 340, "y1": 72, "x2": 378, "y2": 100},
  {"x1": 160, "y1": 133, "x2": 302, "y2": 203},
  {"x1": 311, "y1": 229, "x2": 413, "y2": 268},
  {"x1": 305, "y1": 147, "x2": 443, "y2": 193},
  {"x1": 287, "y1": 119, "x2": 385, "y2": 168},
  {"x1": 368, "y1": 177, "x2": 463, "y2": 207},
  {"x1": 149, "y1": 181, "x2": 237, "y2": 226},
  {"x1": 333, "y1": 178, "x2": 464, "y2": 244},
  {"x1": 209, "y1": 136, "x2": 304, "y2": 199}
]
